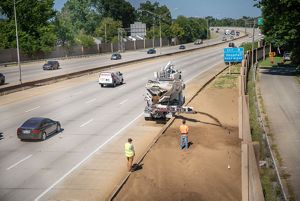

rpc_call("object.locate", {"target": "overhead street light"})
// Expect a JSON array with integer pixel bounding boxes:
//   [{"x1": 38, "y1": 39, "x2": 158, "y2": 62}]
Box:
[
  {"x1": 138, "y1": 9, "x2": 172, "y2": 54},
  {"x1": 13, "y1": 0, "x2": 22, "y2": 84}
]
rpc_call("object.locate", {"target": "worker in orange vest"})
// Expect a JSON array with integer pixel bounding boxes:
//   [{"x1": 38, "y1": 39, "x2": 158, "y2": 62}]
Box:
[{"x1": 179, "y1": 120, "x2": 189, "y2": 149}]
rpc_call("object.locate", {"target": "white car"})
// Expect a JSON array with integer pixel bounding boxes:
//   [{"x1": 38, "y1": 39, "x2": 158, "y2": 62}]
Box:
[{"x1": 98, "y1": 71, "x2": 124, "y2": 87}]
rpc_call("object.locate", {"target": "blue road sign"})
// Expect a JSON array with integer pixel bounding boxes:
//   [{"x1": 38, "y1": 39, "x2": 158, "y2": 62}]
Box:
[{"x1": 224, "y1": 47, "x2": 244, "y2": 62}]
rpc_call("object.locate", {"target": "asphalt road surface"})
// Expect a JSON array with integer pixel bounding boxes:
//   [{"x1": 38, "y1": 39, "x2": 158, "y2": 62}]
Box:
[
  {"x1": 260, "y1": 68, "x2": 300, "y2": 200},
  {"x1": 0, "y1": 27, "x2": 253, "y2": 88},
  {"x1": 0, "y1": 33, "x2": 258, "y2": 201}
]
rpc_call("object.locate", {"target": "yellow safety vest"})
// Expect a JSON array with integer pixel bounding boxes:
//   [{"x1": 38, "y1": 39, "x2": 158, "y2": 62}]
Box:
[{"x1": 125, "y1": 142, "x2": 134, "y2": 157}]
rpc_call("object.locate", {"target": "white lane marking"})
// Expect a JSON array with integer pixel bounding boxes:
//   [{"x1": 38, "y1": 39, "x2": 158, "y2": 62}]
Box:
[
  {"x1": 79, "y1": 119, "x2": 94, "y2": 127},
  {"x1": 85, "y1": 98, "x2": 96, "y2": 104},
  {"x1": 119, "y1": 99, "x2": 128, "y2": 105},
  {"x1": 73, "y1": 91, "x2": 82, "y2": 96},
  {"x1": 25, "y1": 106, "x2": 40, "y2": 113},
  {"x1": 7, "y1": 155, "x2": 33, "y2": 170},
  {"x1": 34, "y1": 112, "x2": 143, "y2": 201}
]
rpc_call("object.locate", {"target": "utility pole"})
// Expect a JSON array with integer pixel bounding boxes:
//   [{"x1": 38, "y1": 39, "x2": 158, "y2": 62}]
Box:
[
  {"x1": 251, "y1": 19, "x2": 256, "y2": 68},
  {"x1": 206, "y1": 19, "x2": 209, "y2": 39},
  {"x1": 14, "y1": 0, "x2": 22, "y2": 84},
  {"x1": 159, "y1": 19, "x2": 162, "y2": 54},
  {"x1": 104, "y1": 23, "x2": 107, "y2": 43},
  {"x1": 152, "y1": 17, "x2": 155, "y2": 48}
]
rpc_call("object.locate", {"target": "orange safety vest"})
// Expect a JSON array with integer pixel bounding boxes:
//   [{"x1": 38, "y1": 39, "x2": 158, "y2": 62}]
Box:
[{"x1": 180, "y1": 124, "x2": 189, "y2": 134}]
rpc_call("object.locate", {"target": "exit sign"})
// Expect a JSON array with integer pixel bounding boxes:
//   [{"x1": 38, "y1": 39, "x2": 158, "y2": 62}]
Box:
[{"x1": 258, "y1": 17, "x2": 263, "y2": 26}]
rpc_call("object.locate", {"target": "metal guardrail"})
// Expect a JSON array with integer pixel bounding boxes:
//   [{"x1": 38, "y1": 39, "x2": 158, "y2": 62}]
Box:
[{"x1": 0, "y1": 34, "x2": 248, "y2": 96}]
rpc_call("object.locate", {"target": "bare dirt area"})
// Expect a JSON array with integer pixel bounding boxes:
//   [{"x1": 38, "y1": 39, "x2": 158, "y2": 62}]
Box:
[{"x1": 114, "y1": 75, "x2": 241, "y2": 201}]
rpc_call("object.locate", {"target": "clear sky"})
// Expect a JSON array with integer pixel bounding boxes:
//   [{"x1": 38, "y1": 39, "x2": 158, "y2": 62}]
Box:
[{"x1": 54, "y1": 0, "x2": 261, "y2": 19}]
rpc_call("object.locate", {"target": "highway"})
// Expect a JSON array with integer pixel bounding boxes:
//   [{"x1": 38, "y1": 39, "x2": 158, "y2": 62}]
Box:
[
  {"x1": 0, "y1": 36, "x2": 223, "y2": 87},
  {"x1": 0, "y1": 32, "x2": 258, "y2": 201},
  {"x1": 0, "y1": 27, "x2": 252, "y2": 88}
]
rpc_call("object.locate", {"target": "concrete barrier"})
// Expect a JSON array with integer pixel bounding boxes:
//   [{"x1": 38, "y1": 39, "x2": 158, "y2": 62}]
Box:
[{"x1": 240, "y1": 52, "x2": 265, "y2": 200}]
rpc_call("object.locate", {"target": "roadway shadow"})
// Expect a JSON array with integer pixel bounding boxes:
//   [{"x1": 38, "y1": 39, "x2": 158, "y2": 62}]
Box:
[
  {"x1": 176, "y1": 111, "x2": 223, "y2": 127},
  {"x1": 260, "y1": 66, "x2": 299, "y2": 76},
  {"x1": 131, "y1": 163, "x2": 143, "y2": 172}
]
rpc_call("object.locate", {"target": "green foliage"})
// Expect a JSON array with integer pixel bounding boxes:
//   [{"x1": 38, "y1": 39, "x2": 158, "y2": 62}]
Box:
[
  {"x1": 0, "y1": 0, "x2": 57, "y2": 55},
  {"x1": 95, "y1": 17, "x2": 122, "y2": 43},
  {"x1": 173, "y1": 16, "x2": 207, "y2": 43},
  {"x1": 255, "y1": 0, "x2": 300, "y2": 64},
  {"x1": 169, "y1": 23, "x2": 184, "y2": 39},
  {"x1": 92, "y1": 0, "x2": 135, "y2": 29},
  {"x1": 240, "y1": 42, "x2": 258, "y2": 52},
  {"x1": 75, "y1": 31, "x2": 94, "y2": 47}
]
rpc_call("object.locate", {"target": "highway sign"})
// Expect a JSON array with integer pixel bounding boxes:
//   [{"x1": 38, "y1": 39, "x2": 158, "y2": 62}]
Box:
[
  {"x1": 224, "y1": 47, "x2": 244, "y2": 62},
  {"x1": 258, "y1": 17, "x2": 263, "y2": 26}
]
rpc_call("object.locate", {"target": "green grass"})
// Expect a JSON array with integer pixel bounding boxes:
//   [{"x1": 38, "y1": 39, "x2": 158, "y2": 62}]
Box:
[
  {"x1": 259, "y1": 57, "x2": 283, "y2": 67},
  {"x1": 212, "y1": 65, "x2": 240, "y2": 89},
  {"x1": 261, "y1": 168, "x2": 281, "y2": 201}
]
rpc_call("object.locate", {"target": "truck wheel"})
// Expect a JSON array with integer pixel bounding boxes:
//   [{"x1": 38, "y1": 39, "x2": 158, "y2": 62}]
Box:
[
  {"x1": 113, "y1": 82, "x2": 116, "y2": 87},
  {"x1": 144, "y1": 117, "x2": 152, "y2": 121}
]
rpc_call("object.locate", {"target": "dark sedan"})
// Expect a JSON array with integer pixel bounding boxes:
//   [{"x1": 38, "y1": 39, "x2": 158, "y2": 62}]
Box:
[
  {"x1": 17, "y1": 117, "x2": 61, "y2": 141},
  {"x1": 0, "y1": 73, "x2": 5, "y2": 85},
  {"x1": 147, "y1": 48, "x2": 156, "y2": 54},
  {"x1": 111, "y1": 53, "x2": 122, "y2": 60},
  {"x1": 43, "y1": 60, "x2": 60, "y2": 70},
  {"x1": 179, "y1": 45, "x2": 186, "y2": 50}
]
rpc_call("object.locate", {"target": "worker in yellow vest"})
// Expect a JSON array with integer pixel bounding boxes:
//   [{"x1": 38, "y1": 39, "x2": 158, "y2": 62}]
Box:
[
  {"x1": 125, "y1": 138, "x2": 135, "y2": 172},
  {"x1": 179, "y1": 120, "x2": 189, "y2": 150}
]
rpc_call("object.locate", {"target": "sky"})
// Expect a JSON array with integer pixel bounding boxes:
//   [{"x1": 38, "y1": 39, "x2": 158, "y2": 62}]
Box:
[{"x1": 54, "y1": 0, "x2": 261, "y2": 19}]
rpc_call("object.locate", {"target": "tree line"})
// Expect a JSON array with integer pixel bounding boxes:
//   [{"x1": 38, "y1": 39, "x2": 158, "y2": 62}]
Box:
[{"x1": 0, "y1": 0, "x2": 256, "y2": 57}]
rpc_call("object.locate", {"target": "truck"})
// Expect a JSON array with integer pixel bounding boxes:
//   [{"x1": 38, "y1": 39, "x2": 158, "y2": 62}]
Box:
[{"x1": 144, "y1": 61, "x2": 193, "y2": 121}]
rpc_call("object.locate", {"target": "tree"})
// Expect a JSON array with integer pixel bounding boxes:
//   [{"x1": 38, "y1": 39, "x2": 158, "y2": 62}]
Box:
[
  {"x1": 0, "y1": 0, "x2": 57, "y2": 56},
  {"x1": 137, "y1": 1, "x2": 171, "y2": 27},
  {"x1": 255, "y1": 0, "x2": 300, "y2": 64},
  {"x1": 59, "y1": 0, "x2": 100, "y2": 36},
  {"x1": 92, "y1": 0, "x2": 135, "y2": 28},
  {"x1": 95, "y1": 17, "x2": 122, "y2": 43},
  {"x1": 169, "y1": 22, "x2": 184, "y2": 40}
]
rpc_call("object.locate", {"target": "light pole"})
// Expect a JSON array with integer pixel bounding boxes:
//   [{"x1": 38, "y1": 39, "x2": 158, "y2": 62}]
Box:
[
  {"x1": 206, "y1": 19, "x2": 209, "y2": 39},
  {"x1": 13, "y1": 0, "x2": 22, "y2": 84},
  {"x1": 139, "y1": 9, "x2": 171, "y2": 54}
]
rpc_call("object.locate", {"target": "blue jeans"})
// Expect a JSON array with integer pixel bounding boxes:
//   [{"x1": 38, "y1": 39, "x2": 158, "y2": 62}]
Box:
[{"x1": 180, "y1": 135, "x2": 188, "y2": 149}]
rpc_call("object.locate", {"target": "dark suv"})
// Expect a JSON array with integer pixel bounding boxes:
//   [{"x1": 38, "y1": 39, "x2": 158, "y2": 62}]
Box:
[
  {"x1": 43, "y1": 60, "x2": 60, "y2": 70},
  {"x1": 0, "y1": 73, "x2": 5, "y2": 85}
]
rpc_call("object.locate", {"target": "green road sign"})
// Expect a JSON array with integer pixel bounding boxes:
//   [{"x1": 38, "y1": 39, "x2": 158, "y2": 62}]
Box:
[{"x1": 258, "y1": 17, "x2": 263, "y2": 26}]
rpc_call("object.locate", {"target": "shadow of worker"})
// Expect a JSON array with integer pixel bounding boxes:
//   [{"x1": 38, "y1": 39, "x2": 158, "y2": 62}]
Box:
[{"x1": 131, "y1": 163, "x2": 144, "y2": 172}]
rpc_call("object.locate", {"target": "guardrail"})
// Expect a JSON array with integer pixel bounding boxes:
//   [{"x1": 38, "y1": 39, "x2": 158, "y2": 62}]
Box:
[{"x1": 0, "y1": 34, "x2": 248, "y2": 96}]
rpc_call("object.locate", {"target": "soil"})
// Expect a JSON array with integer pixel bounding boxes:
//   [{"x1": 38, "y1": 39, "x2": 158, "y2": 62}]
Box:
[{"x1": 114, "y1": 84, "x2": 241, "y2": 201}]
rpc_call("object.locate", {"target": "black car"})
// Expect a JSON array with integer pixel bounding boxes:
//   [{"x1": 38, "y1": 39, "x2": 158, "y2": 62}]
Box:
[
  {"x1": 43, "y1": 60, "x2": 60, "y2": 70},
  {"x1": 111, "y1": 53, "x2": 122, "y2": 60},
  {"x1": 229, "y1": 42, "x2": 235, "y2": 47},
  {"x1": 147, "y1": 48, "x2": 156, "y2": 54},
  {"x1": 17, "y1": 117, "x2": 61, "y2": 141},
  {"x1": 179, "y1": 45, "x2": 186, "y2": 50},
  {"x1": 0, "y1": 73, "x2": 5, "y2": 85}
]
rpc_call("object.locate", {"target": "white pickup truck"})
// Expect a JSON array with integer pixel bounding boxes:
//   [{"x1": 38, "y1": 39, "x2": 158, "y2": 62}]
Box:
[{"x1": 98, "y1": 71, "x2": 124, "y2": 87}]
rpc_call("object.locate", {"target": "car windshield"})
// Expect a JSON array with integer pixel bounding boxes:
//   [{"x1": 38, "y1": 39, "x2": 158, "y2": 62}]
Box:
[
  {"x1": 22, "y1": 118, "x2": 43, "y2": 128},
  {"x1": 47, "y1": 61, "x2": 55, "y2": 64}
]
